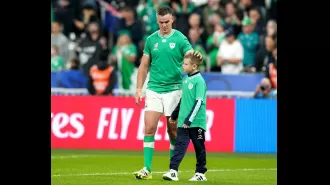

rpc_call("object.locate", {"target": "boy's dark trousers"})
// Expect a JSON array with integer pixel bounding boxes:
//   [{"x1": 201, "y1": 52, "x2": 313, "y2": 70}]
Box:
[{"x1": 169, "y1": 127, "x2": 207, "y2": 174}]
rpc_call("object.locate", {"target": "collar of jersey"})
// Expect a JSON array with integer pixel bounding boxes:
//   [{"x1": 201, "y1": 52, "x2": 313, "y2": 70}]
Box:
[
  {"x1": 188, "y1": 71, "x2": 200, "y2": 77},
  {"x1": 158, "y1": 29, "x2": 175, "y2": 38}
]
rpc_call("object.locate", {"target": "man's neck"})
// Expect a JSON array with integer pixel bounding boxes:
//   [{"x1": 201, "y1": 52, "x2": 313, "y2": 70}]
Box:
[{"x1": 159, "y1": 28, "x2": 173, "y2": 36}]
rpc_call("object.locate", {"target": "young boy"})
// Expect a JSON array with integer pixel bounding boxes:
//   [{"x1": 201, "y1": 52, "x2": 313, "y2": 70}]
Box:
[{"x1": 162, "y1": 52, "x2": 208, "y2": 181}]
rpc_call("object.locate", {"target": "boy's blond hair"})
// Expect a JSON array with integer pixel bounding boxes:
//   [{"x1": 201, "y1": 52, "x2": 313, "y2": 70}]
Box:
[{"x1": 184, "y1": 52, "x2": 203, "y2": 66}]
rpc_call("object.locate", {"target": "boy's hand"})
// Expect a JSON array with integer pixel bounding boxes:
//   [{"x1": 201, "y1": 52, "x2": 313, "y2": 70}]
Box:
[
  {"x1": 183, "y1": 124, "x2": 189, "y2": 128},
  {"x1": 169, "y1": 117, "x2": 177, "y2": 124}
]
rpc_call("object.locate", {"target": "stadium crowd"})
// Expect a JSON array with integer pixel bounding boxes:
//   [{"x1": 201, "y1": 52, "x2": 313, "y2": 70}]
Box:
[{"x1": 51, "y1": 0, "x2": 277, "y2": 98}]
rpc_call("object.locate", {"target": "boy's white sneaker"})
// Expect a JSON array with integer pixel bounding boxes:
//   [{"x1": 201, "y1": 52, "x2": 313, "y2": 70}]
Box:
[
  {"x1": 189, "y1": 172, "x2": 207, "y2": 181},
  {"x1": 162, "y1": 169, "x2": 179, "y2": 181}
]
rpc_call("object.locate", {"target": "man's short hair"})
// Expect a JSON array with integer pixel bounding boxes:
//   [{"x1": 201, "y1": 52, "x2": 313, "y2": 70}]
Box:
[
  {"x1": 157, "y1": 6, "x2": 173, "y2": 16},
  {"x1": 184, "y1": 53, "x2": 203, "y2": 66}
]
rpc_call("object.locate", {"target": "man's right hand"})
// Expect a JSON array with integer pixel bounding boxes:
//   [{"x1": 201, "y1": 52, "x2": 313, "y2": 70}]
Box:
[{"x1": 135, "y1": 89, "x2": 142, "y2": 106}]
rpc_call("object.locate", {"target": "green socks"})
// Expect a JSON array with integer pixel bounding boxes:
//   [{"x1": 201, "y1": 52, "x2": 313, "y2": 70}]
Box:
[
  {"x1": 144, "y1": 136, "x2": 155, "y2": 172},
  {"x1": 170, "y1": 138, "x2": 176, "y2": 158},
  {"x1": 143, "y1": 136, "x2": 176, "y2": 172}
]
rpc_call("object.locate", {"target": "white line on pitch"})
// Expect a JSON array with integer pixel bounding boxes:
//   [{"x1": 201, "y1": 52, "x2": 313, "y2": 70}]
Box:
[
  {"x1": 52, "y1": 168, "x2": 277, "y2": 177},
  {"x1": 51, "y1": 155, "x2": 109, "y2": 159}
]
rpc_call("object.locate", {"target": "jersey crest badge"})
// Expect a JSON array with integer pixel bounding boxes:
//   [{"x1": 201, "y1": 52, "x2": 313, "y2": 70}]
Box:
[
  {"x1": 169, "y1": 43, "x2": 175, "y2": 49},
  {"x1": 154, "y1": 43, "x2": 158, "y2": 50},
  {"x1": 188, "y1": 83, "x2": 193, "y2": 89}
]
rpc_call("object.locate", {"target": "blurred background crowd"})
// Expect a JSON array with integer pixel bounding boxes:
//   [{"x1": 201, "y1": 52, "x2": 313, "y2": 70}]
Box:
[{"x1": 51, "y1": 0, "x2": 277, "y2": 99}]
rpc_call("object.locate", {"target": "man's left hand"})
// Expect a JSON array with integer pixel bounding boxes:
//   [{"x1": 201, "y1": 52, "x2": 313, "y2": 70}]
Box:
[{"x1": 183, "y1": 124, "x2": 189, "y2": 128}]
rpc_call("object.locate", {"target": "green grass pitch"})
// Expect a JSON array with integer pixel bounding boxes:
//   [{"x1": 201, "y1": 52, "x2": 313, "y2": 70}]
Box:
[{"x1": 51, "y1": 149, "x2": 277, "y2": 185}]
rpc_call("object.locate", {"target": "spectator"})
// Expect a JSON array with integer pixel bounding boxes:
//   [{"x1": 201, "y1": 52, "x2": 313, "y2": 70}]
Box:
[
  {"x1": 113, "y1": 6, "x2": 144, "y2": 66},
  {"x1": 188, "y1": 13, "x2": 208, "y2": 46},
  {"x1": 137, "y1": 0, "x2": 163, "y2": 38},
  {"x1": 69, "y1": 58, "x2": 80, "y2": 70},
  {"x1": 238, "y1": 0, "x2": 254, "y2": 17},
  {"x1": 111, "y1": 31, "x2": 138, "y2": 96},
  {"x1": 253, "y1": 77, "x2": 276, "y2": 99},
  {"x1": 266, "y1": 20, "x2": 277, "y2": 37},
  {"x1": 53, "y1": 0, "x2": 79, "y2": 37},
  {"x1": 113, "y1": 6, "x2": 144, "y2": 50},
  {"x1": 238, "y1": 17, "x2": 259, "y2": 69},
  {"x1": 249, "y1": 6, "x2": 265, "y2": 36},
  {"x1": 188, "y1": 28, "x2": 207, "y2": 71},
  {"x1": 172, "y1": 0, "x2": 196, "y2": 36},
  {"x1": 51, "y1": 21, "x2": 69, "y2": 64},
  {"x1": 101, "y1": 0, "x2": 123, "y2": 49},
  {"x1": 51, "y1": 45, "x2": 65, "y2": 72},
  {"x1": 76, "y1": 22, "x2": 106, "y2": 75},
  {"x1": 265, "y1": 46, "x2": 277, "y2": 89},
  {"x1": 258, "y1": 19, "x2": 276, "y2": 49},
  {"x1": 202, "y1": 0, "x2": 226, "y2": 36},
  {"x1": 74, "y1": 3, "x2": 100, "y2": 35},
  {"x1": 87, "y1": 52, "x2": 117, "y2": 95},
  {"x1": 206, "y1": 21, "x2": 226, "y2": 72},
  {"x1": 216, "y1": 28, "x2": 244, "y2": 74},
  {"x1": 253, "y1": 34, "x2": 275, "y2": 72},
  {"x1": 224, "y1": 1, "x2": 243, "y2": 35}
]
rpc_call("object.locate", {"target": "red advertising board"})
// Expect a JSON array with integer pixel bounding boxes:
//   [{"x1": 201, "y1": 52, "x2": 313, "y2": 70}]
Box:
[{"x1": 51, "y1": 96, "x2": 235, "y2": 152}]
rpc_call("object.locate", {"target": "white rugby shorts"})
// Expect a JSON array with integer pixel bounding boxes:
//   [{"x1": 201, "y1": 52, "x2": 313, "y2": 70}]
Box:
[{"x1": 144, "y1": 89, "x2": 182, "y2": 116}]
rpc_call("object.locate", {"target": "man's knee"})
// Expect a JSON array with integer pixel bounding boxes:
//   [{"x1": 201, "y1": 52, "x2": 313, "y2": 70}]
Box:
[
  {"x1": 145, "y1": 121, "x2": 158, "y2": 136},
  {"x1": 144, "y1": 111, "x2": 162, "y2": 136},
  {"x1": 145, "y1": 129, "x2": 156, "y2": 136}
]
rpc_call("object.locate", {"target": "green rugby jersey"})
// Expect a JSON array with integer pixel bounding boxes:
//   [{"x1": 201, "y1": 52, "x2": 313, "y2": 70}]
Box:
[
  {"x1": 143, "y1": 29, "x2": 193, "y2": 93},
  {"x1": 171, "y1": 71, "x2": 207, "y2": 131}
]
